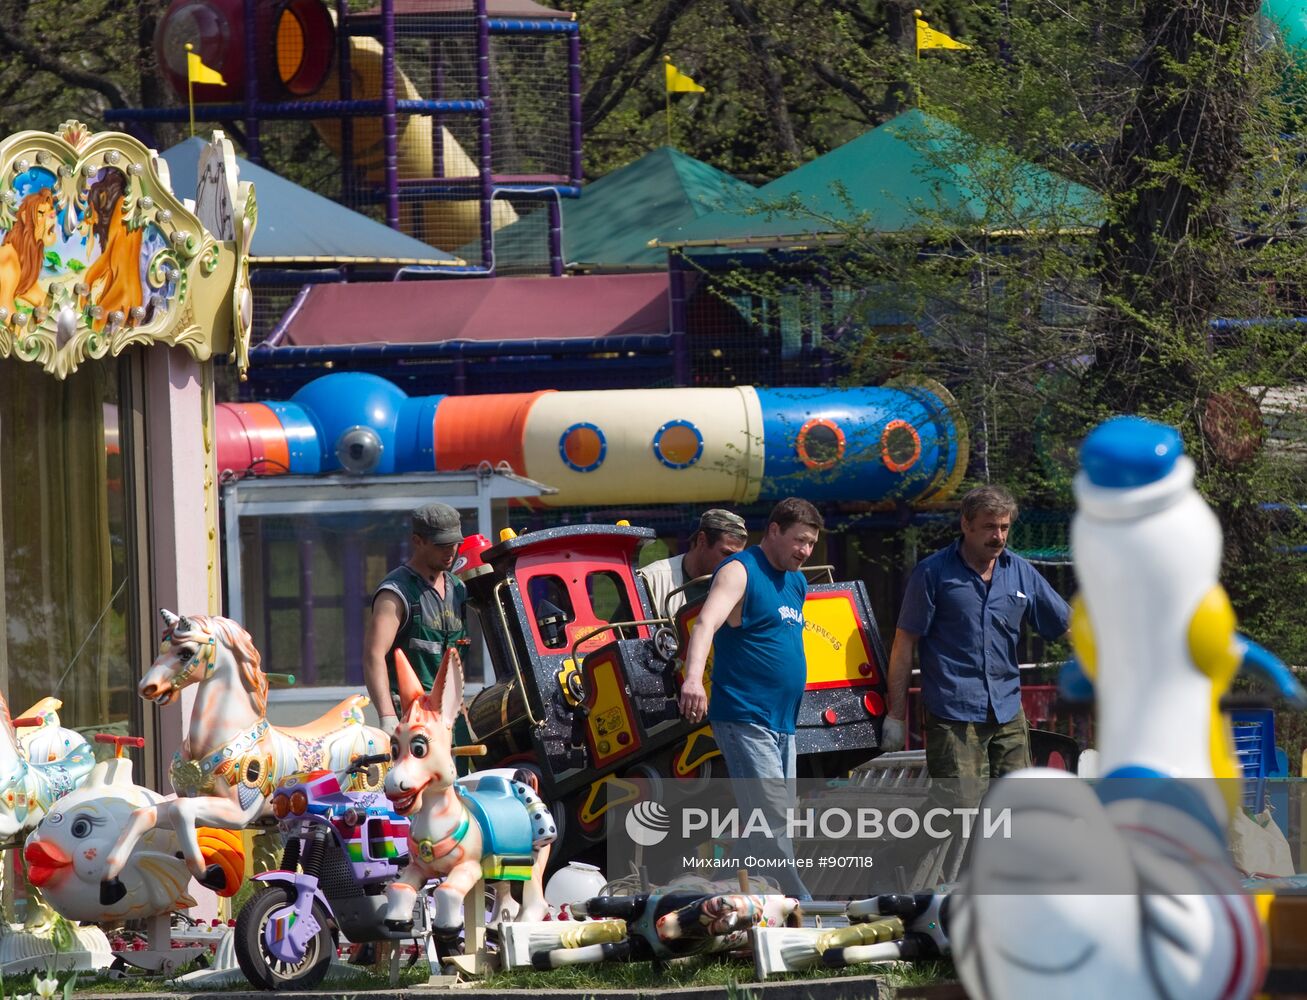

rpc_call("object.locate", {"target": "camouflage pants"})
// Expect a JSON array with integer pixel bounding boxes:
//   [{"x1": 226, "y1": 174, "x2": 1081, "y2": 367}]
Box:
[
  {"x1": 923, "y1": 707, "x2": 1031, "y2": 789},
  {"x1": 921, "y1": 708, "x2": 1030, "y2": 883}
]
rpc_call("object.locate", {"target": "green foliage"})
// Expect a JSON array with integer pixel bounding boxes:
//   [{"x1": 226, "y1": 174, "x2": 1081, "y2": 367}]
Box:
[
  {"x1": 3, "y1": 0, "x2": 1306, "y2": 756},
  {"x1": 683, "y1": 2, "x2": 1307, "y2": 721}
]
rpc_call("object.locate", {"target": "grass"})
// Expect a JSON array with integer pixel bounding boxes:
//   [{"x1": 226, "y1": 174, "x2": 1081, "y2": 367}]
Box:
[
  {"x1": 482, "y1": 954, "x2": 956, "y2": 991},
  {"x1": 57, "y1": 954, "x2": 957, "y2": 995}
]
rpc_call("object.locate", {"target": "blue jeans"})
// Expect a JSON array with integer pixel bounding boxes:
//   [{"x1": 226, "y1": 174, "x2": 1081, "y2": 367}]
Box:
[{"x1": 713, "y1": 720, "x2": 811, "y2": 900}]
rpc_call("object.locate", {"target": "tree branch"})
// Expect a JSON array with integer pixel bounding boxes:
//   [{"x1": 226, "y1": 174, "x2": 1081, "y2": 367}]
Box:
[
  {"x1": 0, "y1": 17, "x2": 130, "y2": 110},
  {"x1": 581, "y1": 0, "x2": 699, "y2": 131},
  {"x1": 724, "y1": 0, "x2": 801, "y2": 164}
]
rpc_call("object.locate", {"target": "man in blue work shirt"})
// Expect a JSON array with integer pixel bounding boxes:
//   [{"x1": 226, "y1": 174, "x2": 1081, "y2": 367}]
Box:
[{"x1": 882, "y1": 485, "x2": 1070, "y2": 783}]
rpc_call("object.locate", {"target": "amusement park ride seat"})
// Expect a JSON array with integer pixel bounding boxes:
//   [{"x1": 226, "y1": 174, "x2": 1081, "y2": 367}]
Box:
[
  {"x1": 1029, "y1": 728, "x2": 1081, "y2": 772},
  {"x1": 277, "y1": 694, "x2": 373, "y2": 742}
]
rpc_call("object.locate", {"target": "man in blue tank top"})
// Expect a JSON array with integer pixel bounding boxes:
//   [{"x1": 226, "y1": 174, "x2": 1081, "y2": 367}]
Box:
[{"x1": 679, "y1": 497, "x2": 822, "y2": 899}]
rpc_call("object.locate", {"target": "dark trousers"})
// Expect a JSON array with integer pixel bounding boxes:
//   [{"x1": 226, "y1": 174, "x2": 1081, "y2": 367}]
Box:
[
  {"x1": 923, "y1": 707, "x2": 1031, "y2": 786},
  {"x1": 921, "y1": 708, "x2": 1031, "y2": 883}
]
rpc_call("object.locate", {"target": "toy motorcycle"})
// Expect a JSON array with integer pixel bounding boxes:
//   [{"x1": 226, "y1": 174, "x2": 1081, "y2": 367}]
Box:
[{"x1": 234, "y1": 752, "x2": 430, "y2": 989}]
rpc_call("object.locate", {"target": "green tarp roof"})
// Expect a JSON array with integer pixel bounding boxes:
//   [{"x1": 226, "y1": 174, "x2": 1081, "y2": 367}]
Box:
[
  {"x1": 484, "y1": 146, "x2": 755, "y2": 270},
  {"x1": 161, "y1": 138, "x2": 461, "y2": 266},
  {"x1": 655, "y1": 109, "x2": 1100, "y2": 249}
]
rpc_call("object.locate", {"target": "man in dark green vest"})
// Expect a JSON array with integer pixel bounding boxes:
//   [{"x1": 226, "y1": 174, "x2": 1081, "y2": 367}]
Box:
[{"x1": 364, "y1": 502, "x2": 468, "y2": 735}]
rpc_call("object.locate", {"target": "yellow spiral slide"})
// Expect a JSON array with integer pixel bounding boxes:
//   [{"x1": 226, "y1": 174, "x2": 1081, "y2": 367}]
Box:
[{"x1": 313, "y1": 35, "x2": 517, "y2": 252}]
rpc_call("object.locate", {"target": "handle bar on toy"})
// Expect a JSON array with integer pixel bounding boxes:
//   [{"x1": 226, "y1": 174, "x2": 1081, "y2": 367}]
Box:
[
  {"x1": 95, "y1": 734, "x2": 147, "y2": 758},
  {"x1": 347, "y1": 752, "x2": 392, "y2": 772},
  {"x1": 661, "y1": 577, "x2": 711, "y2": 621},
  {"x1": 802, "y1": 564, "x2": 836, "y2": 584},
  {"x1": 11, "y1": 717, "x2": 44, "y2": 728},
  {"x1": 567, "y1": 619, "x2": 668, "y2": 673},
  {"x1": 453, "y1": 744, "x2": 487, "y2": 758},
  {"x1": 265, "y1": 673, "x2": 296, "y2": 689}
]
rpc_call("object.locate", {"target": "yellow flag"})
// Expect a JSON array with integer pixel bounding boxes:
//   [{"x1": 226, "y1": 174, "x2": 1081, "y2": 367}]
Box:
[
  {"x1": 187, "y1": 50, "x2": 226, "y2": 86},
  {"x1": 665, "y1": 59, "x2": 705, "y2": 94},
  {"x1": 915, "y1": 13, "x2": 970, "y2": 52}
]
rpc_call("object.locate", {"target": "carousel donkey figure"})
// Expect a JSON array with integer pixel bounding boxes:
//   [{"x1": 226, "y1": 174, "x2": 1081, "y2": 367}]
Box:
[
  {"x1": 383, "y1": 647, "x2": 555, "y2": 944},
  {"x1": 101, "y1": 610, "x2": 387, "y2": 903}
]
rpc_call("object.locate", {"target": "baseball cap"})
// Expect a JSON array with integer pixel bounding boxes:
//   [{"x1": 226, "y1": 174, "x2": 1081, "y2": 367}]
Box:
[
  {"x1": 699, "y1": 508, "x2": 747, "y2": 537},
  {"x1": 411, "y1": 502, "x2": 464, "y2": 545}
]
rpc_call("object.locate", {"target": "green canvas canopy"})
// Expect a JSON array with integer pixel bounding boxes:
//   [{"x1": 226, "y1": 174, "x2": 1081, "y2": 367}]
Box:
[
  {"x1": 483, "y1": 146, "x2": 755, "y2": 271},
  {"x1": 655, "y1": 109, "x2": 1100, "y2": 249}
]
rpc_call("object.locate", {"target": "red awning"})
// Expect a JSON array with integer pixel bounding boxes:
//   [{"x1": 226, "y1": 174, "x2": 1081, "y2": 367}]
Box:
[{"x1": 279, "y1": 273, "x2": 671, "y2": 347}]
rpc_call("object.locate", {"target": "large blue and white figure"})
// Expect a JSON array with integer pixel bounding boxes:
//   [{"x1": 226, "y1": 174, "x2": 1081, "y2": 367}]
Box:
[{"x1": 954, "y1": 416, "x2": 1301, "y2": 1000}]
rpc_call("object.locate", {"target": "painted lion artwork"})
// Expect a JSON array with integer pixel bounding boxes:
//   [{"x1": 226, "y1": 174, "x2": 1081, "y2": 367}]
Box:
[
  {"x1": 0, "y1": 188, "x2": 57, "y2": 315},
  {"x1": 81, "y1": 169, "x2": 144, "y2": 332}
]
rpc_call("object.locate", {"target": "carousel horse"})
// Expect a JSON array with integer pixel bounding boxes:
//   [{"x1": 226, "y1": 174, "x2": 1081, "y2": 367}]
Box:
[
  {"x1": 0, "y1": 692, "x2": 95, "y2": 839},
  {"x1": 953, "y1": 417, "x2": 1302, "y2": 1000},
  {"x1": 101, "y1": 610, "x2": 386, "y2": 901},
  {"x1": 382, "y1": 648, "x2": 556, "y2": 941}
]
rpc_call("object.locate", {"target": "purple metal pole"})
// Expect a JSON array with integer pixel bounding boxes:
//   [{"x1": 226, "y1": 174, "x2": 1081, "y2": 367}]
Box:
[
  {"x1": 432, "y1": 47, "x2": 446, "y2": 179},
  {"x1": 819, "y1": 277, "x2": 835, "y2": 383},
  {"x1": 337, "y1": 0, "x2": 355, "y2": 206},
  {"x1": 382, "y1": 0, "x2": 401, "y2": 229},
  {"x1": 568, "y1": 31, "x2": 582, "y2": 186},
  {"x1": 669, "y1": 253, "x2": 690, "y2": 386},
  {"x1": 477, "y1": 0, "x2": 494, "y2": 271},
  {"x1": 242, "y1": 0, "x2": 261, "y2": 161},
  {"x1": 343, "y1": 536, "x2": 365, "y2": 685},
  {"x1": 548, "y1": 197, "x2": 563, "y2": 276},
  {"x1": 299, "y1": 538, "x2": 318, "y2": 685}
]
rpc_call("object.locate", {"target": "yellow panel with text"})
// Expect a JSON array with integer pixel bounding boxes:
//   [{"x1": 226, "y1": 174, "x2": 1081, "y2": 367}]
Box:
[
  {"x1": 678, "y1": 591, "x2": 875, "y2": 691},
  {"x1": 583, "y1": 653, "x2": 638, "y2": 767},
  {"x1": 802, "y1": 591, "x2": 876, "y2": 689}
]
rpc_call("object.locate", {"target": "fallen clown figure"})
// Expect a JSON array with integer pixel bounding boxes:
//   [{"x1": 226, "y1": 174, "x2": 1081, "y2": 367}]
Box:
[{"x1": 532, "y1": 889, "x2": 802, "y2": 968}]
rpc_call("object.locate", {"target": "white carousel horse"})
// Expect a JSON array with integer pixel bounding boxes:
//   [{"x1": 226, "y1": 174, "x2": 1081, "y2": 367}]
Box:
[
  {"x1": 382, "y1": 648, "x2": 555, "y2": 940},
  {"x1": 101, "y1": 610, "x2": 386, "y2": 900},
  {"x1": 953, "y1": 417, "x2": 1299, "y2": 1000},
  {"x1": 0, "y1": 693, "x2": 95, "y2": 839}
]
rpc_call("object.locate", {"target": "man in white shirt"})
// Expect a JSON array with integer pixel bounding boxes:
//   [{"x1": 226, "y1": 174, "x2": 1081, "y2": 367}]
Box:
[{"x1": 639, "y1": 508, "x2": 748, "y2": 619}]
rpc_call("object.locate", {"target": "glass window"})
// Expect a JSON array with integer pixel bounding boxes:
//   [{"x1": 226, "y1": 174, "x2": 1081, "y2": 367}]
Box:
[
  {"x1": 0, "y1": 357, "x2": 135, "y2": 731},
  {"x1": 526, "y1": 574, "x2": 574, "y2": 621},
  {"x1": 234, "y1": 511, "x2": 486, "y2": 686},
  {"x1": 586, "y1": 570, "x2": 634, "y2": 625},
  {"x1": 525, "y1": 574, "x2": 573, "y2": 650}
]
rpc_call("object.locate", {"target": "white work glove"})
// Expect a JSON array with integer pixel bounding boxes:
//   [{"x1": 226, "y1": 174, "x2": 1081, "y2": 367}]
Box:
[
  {"x1": 880, "y1": 716, "x2": 906, "y2": 752},
  {"x1": 380, "y1": 715, "x2": 399, "y2": 737}
]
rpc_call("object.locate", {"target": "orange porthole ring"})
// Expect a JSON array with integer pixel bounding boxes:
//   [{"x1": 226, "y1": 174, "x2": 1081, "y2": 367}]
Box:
[
  {"x1": 795, "y1": 418, "x2": 846, "y2": 471},
  {"x1": 881, "y1": 419, "x2": 922, "y2": 474}
]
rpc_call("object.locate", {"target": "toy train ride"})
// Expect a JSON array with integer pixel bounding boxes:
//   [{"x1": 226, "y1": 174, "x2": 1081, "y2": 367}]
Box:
[{"x1": 456, "y1": 523, "x2": 890, "y2": 864}]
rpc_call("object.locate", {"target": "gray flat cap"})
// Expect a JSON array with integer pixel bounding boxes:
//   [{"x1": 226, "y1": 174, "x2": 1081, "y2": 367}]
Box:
[{"x1": 412, "y1": 502, "x2": 464, "y2": 544}]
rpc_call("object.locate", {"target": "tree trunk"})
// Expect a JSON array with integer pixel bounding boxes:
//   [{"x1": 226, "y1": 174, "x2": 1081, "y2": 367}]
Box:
[
  {"x1": 725, "y1": 0, "x2": 802, "y2": 166},
  {"x1": 1093, "y1": 0, "x2": 1261, "y2": 410}
]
